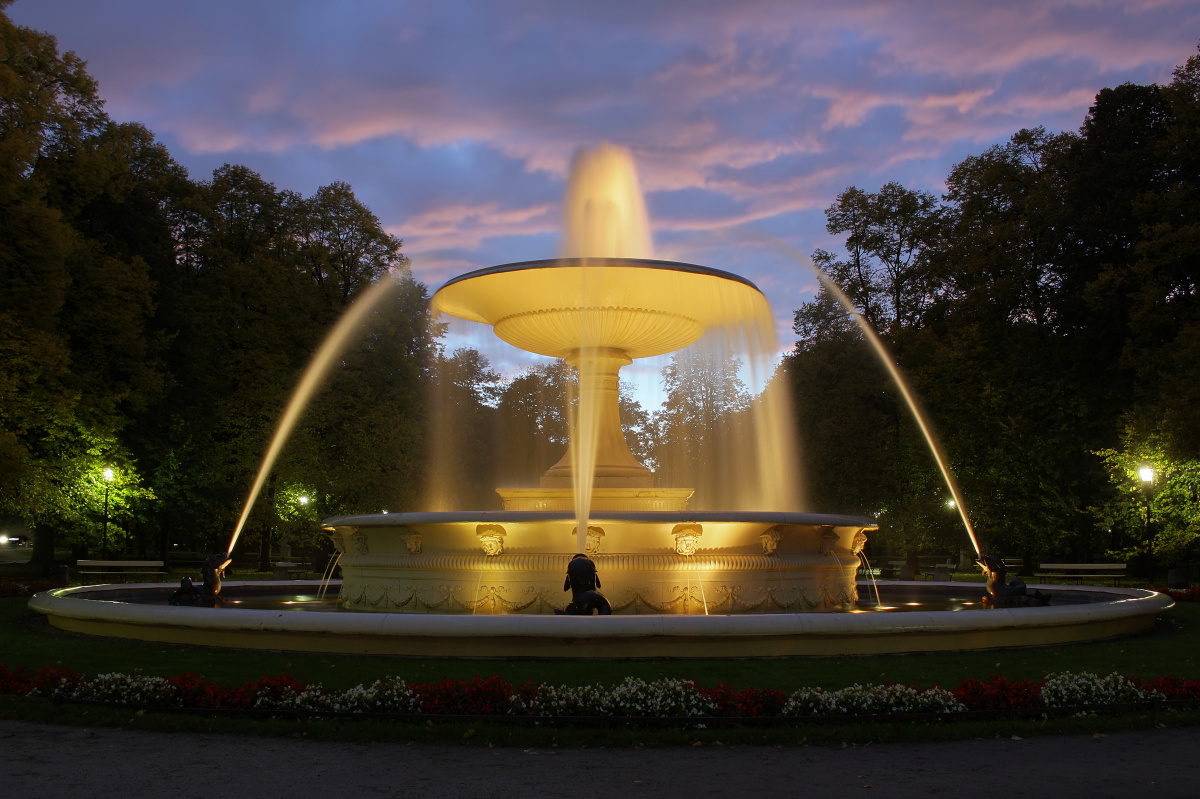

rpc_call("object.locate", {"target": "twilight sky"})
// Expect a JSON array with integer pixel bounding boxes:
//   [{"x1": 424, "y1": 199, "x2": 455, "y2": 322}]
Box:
[{"x1": 11, "y1": 0, "x2": 1198, "y2": 394}]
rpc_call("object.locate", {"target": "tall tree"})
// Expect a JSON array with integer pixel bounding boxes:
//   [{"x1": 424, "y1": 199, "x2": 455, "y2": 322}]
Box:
[{"x1": 0, "y1": 8, "x2": 180, "y2": 568}]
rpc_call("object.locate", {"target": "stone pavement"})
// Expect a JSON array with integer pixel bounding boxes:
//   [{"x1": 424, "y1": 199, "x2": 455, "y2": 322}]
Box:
[{"x1": 3, "y1": 719, "x2": 1197, "y2": 798}]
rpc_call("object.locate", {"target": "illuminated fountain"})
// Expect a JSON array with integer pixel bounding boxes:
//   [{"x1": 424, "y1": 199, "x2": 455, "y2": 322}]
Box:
[
  {"x1": 328, "y1": 143, "x2": 873, "y2": 615},
  {"x1": 29, "y1": 144, "x2": 1171, "y2": 657}
]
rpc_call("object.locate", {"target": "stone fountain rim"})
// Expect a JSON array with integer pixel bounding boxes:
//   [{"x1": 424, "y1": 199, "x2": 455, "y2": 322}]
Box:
[
  {"x1": 29, "y1": 582, "x2": 1174, "y2": 654},
  {"x1": 322, "y1": 510, "x2": 880, "y2": 528},
  {"x1": 435, "y1": 257, "x2": 762, "y2": 295}
]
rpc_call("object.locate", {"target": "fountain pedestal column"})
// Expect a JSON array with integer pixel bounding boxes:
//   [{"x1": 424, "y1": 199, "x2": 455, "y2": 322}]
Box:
[
  {"x1": 497, "y1": 346, "x2": 694, "y2": 512},
  {"x1": 541, "y1": 347, "x2": 651, "y2": 489}
]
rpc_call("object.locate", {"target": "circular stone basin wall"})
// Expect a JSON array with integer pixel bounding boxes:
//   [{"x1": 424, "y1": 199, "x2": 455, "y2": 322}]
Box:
[
  {"x1": 324, "y1": 511, "x2": 876, "y2": 615},
  {"x1": 29, "y1": 581, "x2": 1173, "y2": 659}
]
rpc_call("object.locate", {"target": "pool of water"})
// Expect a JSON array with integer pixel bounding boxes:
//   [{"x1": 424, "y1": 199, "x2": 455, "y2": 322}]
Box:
[{"x1": 76, "y1": 581, "x2": 1108, "y2": 614}]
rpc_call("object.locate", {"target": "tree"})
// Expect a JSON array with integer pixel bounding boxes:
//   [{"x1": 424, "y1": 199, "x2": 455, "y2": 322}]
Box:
[
  {"x1": 295, "y1": 181, "x2": 407, "y2": 307},
  {"x1": 0, "y1": 9, "x2": 175, "y2": 570},
  {"x1": 424, "y1": 348, "x2": 501, "y2": 510},
  {"x1": 792, "y1": 183, "x2": 957, "y2": 567},
  {"x1": 653, "y1": 345, "x2": 751, "y2": 508},
  {"x1": 494, "y1": 361, "x2": 572, "y2": 487},
  {"x1": 300, "y1": 269, "x2": 432, "y2": 520},
  {"x1": 1093, "y1": 434, "x2": 1200, "y2": 573},
  {"x1": 1119, "y1": 48, "x2": 1200, "y2": 460},
  {"x1": 820, "y1": 182, "x2": 943, "y2": 335}
]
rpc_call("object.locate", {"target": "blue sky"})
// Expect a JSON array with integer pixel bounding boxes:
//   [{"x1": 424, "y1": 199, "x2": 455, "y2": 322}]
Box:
[{"x1": 12, "y1": 0, "x2": 1197, "y2": 399}]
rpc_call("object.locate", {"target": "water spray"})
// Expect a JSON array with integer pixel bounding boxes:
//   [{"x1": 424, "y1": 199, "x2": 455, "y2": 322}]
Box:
[{"x1": 227, "y1": 275, "x2": 403, "y2": 556}]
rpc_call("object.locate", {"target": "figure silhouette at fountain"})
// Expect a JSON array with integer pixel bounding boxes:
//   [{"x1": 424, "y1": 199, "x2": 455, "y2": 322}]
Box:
[
  {"x1": 556, "y1": 553, "x2": 612, "y2": 615},
  {"x1": 169, "y1": 552, "x2": 232, "y2": 607},
  {"x1": 977, "y1": 554, "x2": 1049, "y2": 607}
]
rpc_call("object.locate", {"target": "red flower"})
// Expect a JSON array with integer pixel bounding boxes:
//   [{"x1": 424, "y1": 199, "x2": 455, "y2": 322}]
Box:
[
  {"x1": 951, "y1": 674, "x2": 1043, "y2": 710},
  {"x1": 411, "y1": 676, "x2": 516, "y2": 715},
  {"x1": 0, "y1": 663, "x2": 33, "y2": 695},
  {"x1": 700, "y1": 683, "x2": 786, "y2": 716},
  {"x1": 167, "y1": 673, "x2": 224, "y2": 708},
  {"x1": 32, "y1": 665, "x2": 83, "y2": 697},
  {"x1": 1129, "y1": 675, "x2": 1200, "y2": 700}
]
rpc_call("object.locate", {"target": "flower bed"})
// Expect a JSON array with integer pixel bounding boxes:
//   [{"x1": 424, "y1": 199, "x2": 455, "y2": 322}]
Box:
[{"x1": 2, "y1": 664, "x2": 1198, "y2": 721}]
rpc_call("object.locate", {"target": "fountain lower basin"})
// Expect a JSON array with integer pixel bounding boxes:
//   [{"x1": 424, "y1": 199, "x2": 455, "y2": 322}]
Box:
[
  {"x1": 29, "y1": 581, "x2": 1172, "y2": 658},
  {"x1": 324, "y1": 511, "x2": 875, "y2": 614}
]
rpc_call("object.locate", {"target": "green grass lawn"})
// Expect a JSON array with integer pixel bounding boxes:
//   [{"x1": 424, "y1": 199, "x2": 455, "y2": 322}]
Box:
[{"x1": 4, "y1": 583, "x2": 1199, "y2": 745}]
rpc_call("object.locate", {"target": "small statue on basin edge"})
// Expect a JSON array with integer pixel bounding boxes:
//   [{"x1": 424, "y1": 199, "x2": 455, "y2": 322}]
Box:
[
  {"x1": 977, "y1": 554, "x2": 1049, "y2": 607},
  {"x1": 556, "y1": 553, "x2": 612, "y2": 615},
  {"x1": 170, "y1": 552, "x2": 232, "y2": 607}
]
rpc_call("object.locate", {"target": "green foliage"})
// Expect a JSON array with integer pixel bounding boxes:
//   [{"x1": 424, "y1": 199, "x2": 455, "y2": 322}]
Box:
[
  {"x1": 0, "y1": 7, "x2": 433, "y2": 567},
  {"x1": 494, "y1": 361, "x2": 572, "y2": 487},
  {"x1": 1093, "y1": 432, "x2": 1200, "y2": 566},
  {"x1": 791, "y1": 45, "x2": 1200, "y2": 566}
]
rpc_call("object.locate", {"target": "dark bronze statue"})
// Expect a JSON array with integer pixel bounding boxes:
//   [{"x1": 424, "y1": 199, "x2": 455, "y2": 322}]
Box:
[
  {"x1": 555, "y1": 553, "x2": 612, "y2": 615},
  {"x1": 169, "y1": 552, "x2": 232, "y2": 607},
  {"x1": 977, "y1": 554, "x2": 1049, "y2": 607},
  {"x1": 202, "y1": 552, "x2": 233, "y2": 596}
]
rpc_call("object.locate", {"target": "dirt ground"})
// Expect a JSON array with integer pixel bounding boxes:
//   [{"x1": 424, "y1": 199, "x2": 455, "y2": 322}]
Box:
[{"x1": 3, "y1": 719, "x2": 1198, "y2": 799}]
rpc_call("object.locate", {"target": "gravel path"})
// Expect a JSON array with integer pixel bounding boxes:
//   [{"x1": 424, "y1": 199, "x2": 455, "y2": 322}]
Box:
[{"x1": 3, "y1": 719, "x2": 1199, "y2": 798}]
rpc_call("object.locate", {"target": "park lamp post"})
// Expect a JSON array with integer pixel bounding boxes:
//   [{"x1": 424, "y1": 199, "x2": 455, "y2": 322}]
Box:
[
  {"x1": 1140, "y1": 467, "x2": 1155, "y2": 584},
  {"x1": 101, "y1": 468, "x2": 114, "y2": 559}
]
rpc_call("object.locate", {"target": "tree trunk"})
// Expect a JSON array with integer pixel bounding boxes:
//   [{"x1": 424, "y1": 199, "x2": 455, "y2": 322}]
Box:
[
  {"x1": 258, "y1": 521, "x2": 272, "y2": 572},
  {"x1": 30, "y1": 522, "x2": 57, "y2": 577},
  {"x1": 258, "y1": 472, "x2": 278, "y2": 572},
  {"x1": 1020, "y1": 552, "x2": 1034, "y2": 577},
  {"x1": 159, "y1": 517, "x2": 170, "y2": 566},
  {"x1": 900, "y1": 538, "x2": 920, "y2": 580}
]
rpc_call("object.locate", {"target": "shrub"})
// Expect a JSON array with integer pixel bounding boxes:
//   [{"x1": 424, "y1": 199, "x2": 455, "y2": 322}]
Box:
[
  {"x1": 783, "y1": 683, "x2": 965, "y2": 716},
  {"x1": 73, "y1": 672, "x2": 177, "y2": 707},
  {"x1": 0, "y1": 664, "x2": 32, "y2": 695},
  {"x1": 1041, "y1": 672, "x2": 1161, "y2": 708},
  {"x1": 1129, "y1": 674, "x2": 1200, "y2": 700},
  {"x1": 700, "y1": 683, "x2": 787, "y2": 717},
  {"x1": 32, "y1": 666, "x2": 83, "y2": 698},
  {"x1": 952, "y1": 674, "x2": 1043, "y2": 710},
  {"x1": 412, "y1": 676, "x2": 519, "y2": 716}
]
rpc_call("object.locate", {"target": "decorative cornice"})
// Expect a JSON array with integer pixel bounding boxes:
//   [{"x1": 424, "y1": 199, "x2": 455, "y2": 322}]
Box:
[{"x1": 337, "y1": 552, "x2": 861, "y2": 572}]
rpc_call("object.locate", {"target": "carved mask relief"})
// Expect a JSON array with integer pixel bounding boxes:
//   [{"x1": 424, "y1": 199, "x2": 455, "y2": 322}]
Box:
[
  {"x1": 476, "y1": 524, "x2": 506, "y2": 557},
  {"x1": 671, "y1": 523, "x2": 702, "y2": 556}
]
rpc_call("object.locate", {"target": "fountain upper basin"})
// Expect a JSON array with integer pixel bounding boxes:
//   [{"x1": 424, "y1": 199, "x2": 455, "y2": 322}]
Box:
[{"x1": 432, "y1": 258, "x2": 773, "y2": 359}]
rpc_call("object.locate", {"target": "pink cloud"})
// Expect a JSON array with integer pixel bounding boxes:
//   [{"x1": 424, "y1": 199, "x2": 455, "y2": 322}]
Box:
[
  {"x1": 401, "y1": 200, "x2": 556, "y2": 253},
  {"x1": 9, "y1": 0, "x2": 1196, "y2": 332}
]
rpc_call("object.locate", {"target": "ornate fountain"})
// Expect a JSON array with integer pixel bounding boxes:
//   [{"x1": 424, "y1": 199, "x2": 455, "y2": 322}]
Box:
[
  {"x1": 29, "y1": 145, "x2": 1172, "y2": 655},
  {"x1": 323, "y1": 144, "x2": 877, "y2": 614}
]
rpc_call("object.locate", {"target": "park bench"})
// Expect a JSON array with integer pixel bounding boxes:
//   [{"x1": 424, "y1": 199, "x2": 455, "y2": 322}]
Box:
[
  {"x1": 921, "y1": 563, "x2": 956, "y2": 581},
  {"x1": 1036, "y1": 563, "x2": 1126, "y2": 586},
  {"x1": 881, "y1": 560, "x2": 956, "y2": 580},
  {"x1": 272, "y1": 561, "x2": 311, "y2": 580},
  {"x1": 75, "y1": 559, "x2": 166, "y2": 582}
]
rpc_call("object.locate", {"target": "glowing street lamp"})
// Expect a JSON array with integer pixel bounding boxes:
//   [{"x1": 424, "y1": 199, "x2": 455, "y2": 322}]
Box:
[
  {"x1": 299, "y1": 496, "x2": 309, "y2": 506},
  {"x1": 1139, "y1": 467, "x2": 1156, "y2": 583},
  {"x1": 102, "y1": 468, "x2": 114, "y2": 559}
]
